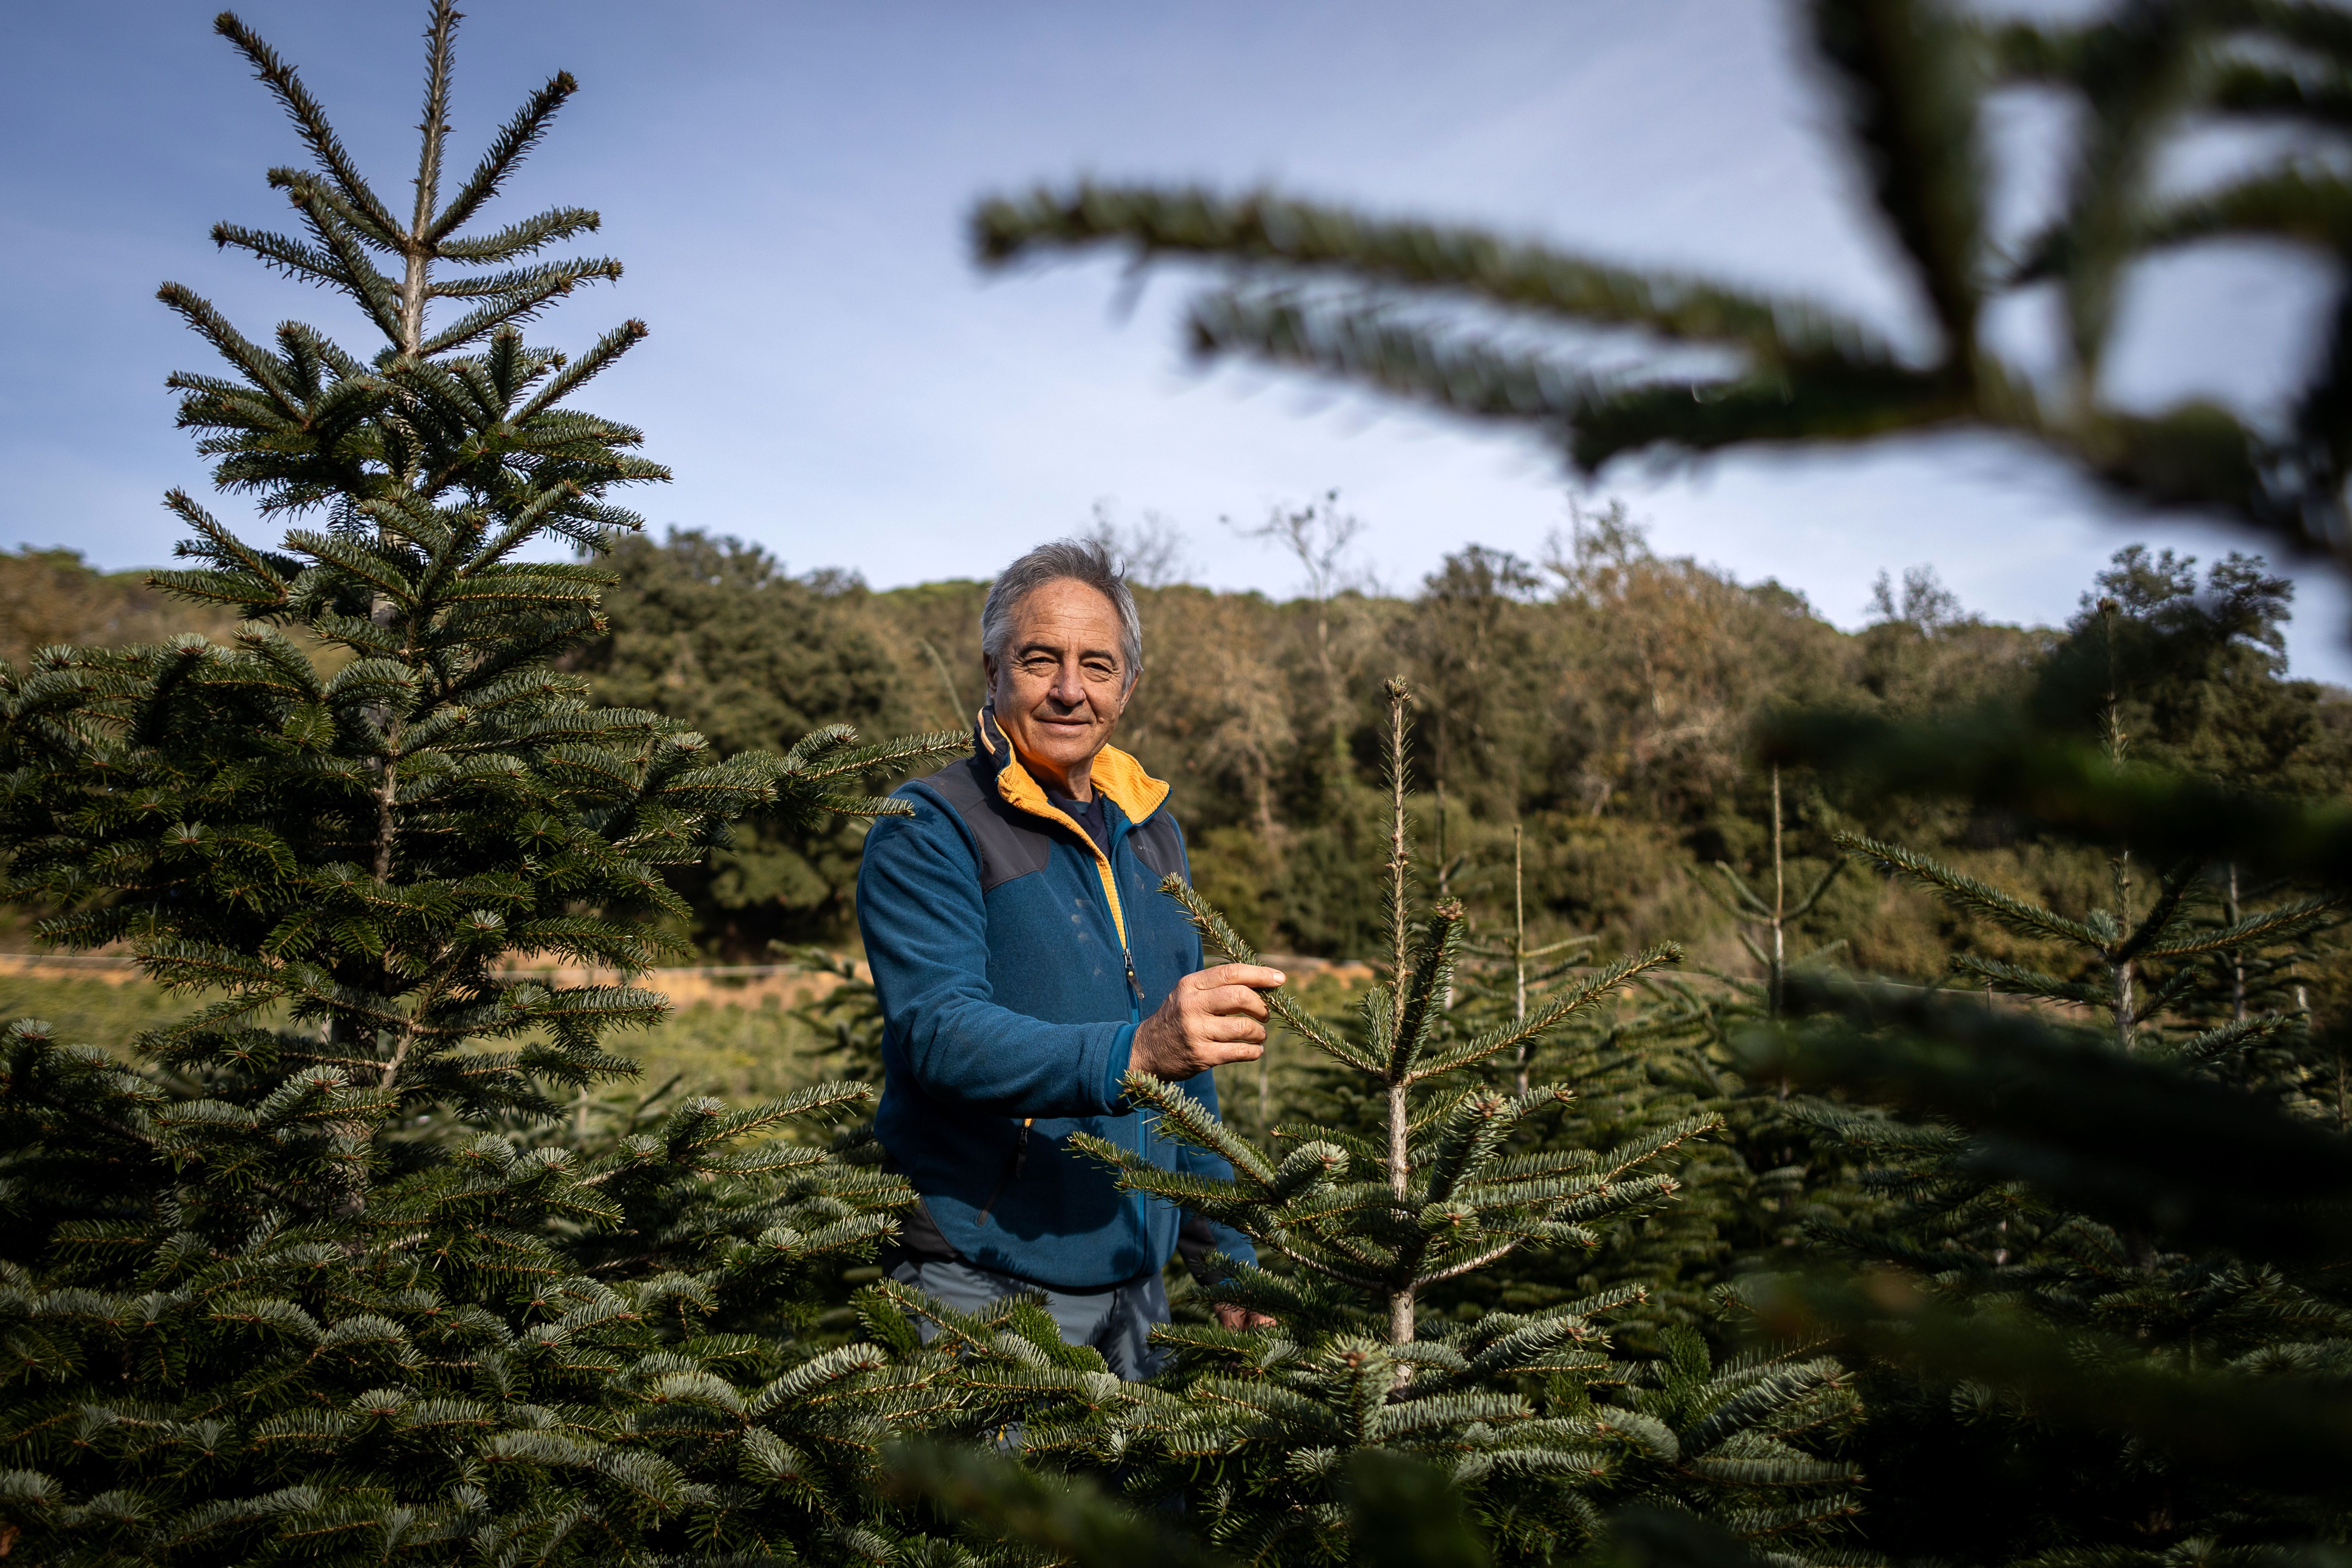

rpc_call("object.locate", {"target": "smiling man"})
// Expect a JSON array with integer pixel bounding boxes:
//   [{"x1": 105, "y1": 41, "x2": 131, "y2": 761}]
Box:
[{"x1": 856, "y1": 538, "x2": 1280, "y2": 1377}]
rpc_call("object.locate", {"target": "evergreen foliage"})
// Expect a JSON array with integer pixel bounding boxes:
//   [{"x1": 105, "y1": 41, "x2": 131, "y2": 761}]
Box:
[
  {"x1": 1123, "y1": 681, "x2": 1695, "y2": 1350},
  {"x1": 973, "y1": 1, "x2": 2352, "y2": 570},
  {"x1": 1692, "y1": 771, "x2": 1845, "y2": 1023},
  {"x1": 788, "y1": 946, "x2": 889, "y2": 1089},
  {"x1": 567, "y1": 530, "x2": 915, "y2": 950},
  {"x1": 0, "y1": 9, "x2": 957, "y2": 1562},
  {"x1": 1742, "y1": 975, "x2": 2352, "y2": 1565},
  {"x1": 1753, "y1": 632, "x2": 2350, "y2": 1563},
  {"x1": 11, "y1": 2, "x2": 2352, "y2": 1566}
]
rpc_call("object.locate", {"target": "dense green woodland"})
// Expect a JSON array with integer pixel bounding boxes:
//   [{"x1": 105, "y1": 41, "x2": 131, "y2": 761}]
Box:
[
  {"x1": 7, "y1": 4, "x2": 2352, "y2": 1567},
  {"x1": 18, "y1": 520, "x2": 2347, "y2": 1001}
]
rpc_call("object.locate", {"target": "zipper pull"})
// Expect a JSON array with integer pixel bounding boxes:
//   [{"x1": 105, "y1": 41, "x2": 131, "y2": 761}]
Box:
[{"x1": 1124, "y1": 951, "x2": 1140, "y2": 1003}]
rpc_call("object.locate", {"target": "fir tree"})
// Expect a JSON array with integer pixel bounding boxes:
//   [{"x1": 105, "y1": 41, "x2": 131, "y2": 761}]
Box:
[
  {"x1": 0, "y1": 9, "x2": 957, "y2": 1562},
  {"x1": 1757, "y1": 621, "x2": 2351, "y2": 1562},
  {"x1": 1432, "y1": 842, "x2": 1749, "y2": 1339},
  {"x1": 1694, "y1": 771, "x2": 1846, "y2": 1025},
  {"x1": 1135, "y1": 680, "x2": 1694, "y2": 1350},
  {"x1": 1836, "y1": 595, "x2": 2336, "y2": 1064},
  {"x1": 1460, "y1": 824, "x2": 1599, "y2": 1099}
]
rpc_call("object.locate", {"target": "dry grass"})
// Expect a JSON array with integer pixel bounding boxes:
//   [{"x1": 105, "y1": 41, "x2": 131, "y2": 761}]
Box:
[{"x1": 0, "y1": 967, "x2": 831, "y2": 1106}]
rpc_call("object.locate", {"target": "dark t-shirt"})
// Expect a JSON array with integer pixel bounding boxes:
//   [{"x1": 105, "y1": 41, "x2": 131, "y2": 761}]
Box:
[{"x1": 1047, "y1": 791, "x2": 1112, "y2": 860}]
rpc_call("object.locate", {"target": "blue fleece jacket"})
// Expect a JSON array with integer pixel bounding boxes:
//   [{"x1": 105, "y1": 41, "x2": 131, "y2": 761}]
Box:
[{"x1": 857, "y1": 712, "x2": 1258, "y2": 1292}]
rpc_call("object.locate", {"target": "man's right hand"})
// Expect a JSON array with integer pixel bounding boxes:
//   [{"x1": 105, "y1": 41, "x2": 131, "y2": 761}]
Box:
[{"x1": 1128, "y1": 963, "x2": 1287, "y2": 1080}]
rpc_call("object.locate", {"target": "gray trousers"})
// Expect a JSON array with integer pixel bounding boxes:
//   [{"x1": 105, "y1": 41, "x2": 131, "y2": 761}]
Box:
[{"x1": 887, "y1": 1254, "x2": 1170, "y2": 1381}]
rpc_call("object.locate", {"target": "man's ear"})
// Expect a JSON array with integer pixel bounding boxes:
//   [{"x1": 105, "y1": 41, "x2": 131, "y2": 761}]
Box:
[{"x1": 980, "y1": 655, "x2": 997, "y2": 702}]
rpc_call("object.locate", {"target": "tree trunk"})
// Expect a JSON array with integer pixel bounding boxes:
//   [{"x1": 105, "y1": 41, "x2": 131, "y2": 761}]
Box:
[
  {"x1": 1386, "y1": 1076, "x2": 1414, "y2": 1347},
  {"x1": 2227, "y1": 862, "x2": 2246, "y2": 1023},
  {"x1": 1512, "y1": 824, "x2": 1530, "y2": 1097},
  {"x1": 1769, "y1": 764, "x2": 1786, "y2": 1020}
]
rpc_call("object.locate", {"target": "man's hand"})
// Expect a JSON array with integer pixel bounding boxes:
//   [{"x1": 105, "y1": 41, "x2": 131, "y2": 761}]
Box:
[
  {"x1": 1214, "y1": 1303, "x2": 1278, "y2": 1331},
  {"x1": 1129, "y1": 963, "x2": 1287, "y2": 1080}
]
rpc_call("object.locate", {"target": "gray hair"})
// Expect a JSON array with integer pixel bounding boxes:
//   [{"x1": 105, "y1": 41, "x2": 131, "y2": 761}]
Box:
[{"x1": 980, "y1": 538, "x2": 1143, "y2": 691}]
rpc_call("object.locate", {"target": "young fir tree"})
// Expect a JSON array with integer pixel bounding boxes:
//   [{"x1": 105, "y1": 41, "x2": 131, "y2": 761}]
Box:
[
  {"x1": 1746, "y1": 973, "x2": 2352, "y2": 1566},
  {"x1": 1459, "y1": 824, "x2": 1599, "y2": 1100},
  {"x1": 1835, "y1": 597, "x2": 2336, "y2": 1065},
  {"x1": 1645, "y1": 774, "x2": 1864, "y2": 1326},
  {"x1": 1428, "y1": 841, "x2": 1750, "y2": 1340},
  {"x1": 0, "y1": 9, "x2": 963, "y2": 1563},
  {"x1": 940, "y1": 682, "x2": 1866, "y2": 1568},
  {"x1": 1695, "y1": 770, "x2": 1846, "y2": 1025},
  {"x1": 2033, "y1": 546, "x2": 2350, "y2": 1117},
  {"x1": 1764, "y1": 603, "x2": 2350, "y2": 1563}
]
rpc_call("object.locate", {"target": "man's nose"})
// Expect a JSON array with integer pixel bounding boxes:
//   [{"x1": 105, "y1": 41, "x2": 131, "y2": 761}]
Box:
[{"x1": 1047, "y1": 662, "x2": 1088, "y2": 707}]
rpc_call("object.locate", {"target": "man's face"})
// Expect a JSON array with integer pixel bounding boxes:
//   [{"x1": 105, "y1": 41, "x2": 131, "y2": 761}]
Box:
[{"x1": 985, "y1": 578, "x2": 1131, "y2": 797}]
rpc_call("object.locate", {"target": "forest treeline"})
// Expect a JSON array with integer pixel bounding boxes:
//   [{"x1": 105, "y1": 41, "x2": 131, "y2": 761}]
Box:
[{"x1": 12, "y1": 503, "x2": 2345, "y2": 997}]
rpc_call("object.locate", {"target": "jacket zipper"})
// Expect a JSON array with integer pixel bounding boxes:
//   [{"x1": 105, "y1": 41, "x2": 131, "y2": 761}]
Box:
[{"x1": 1100, "y1": 823, "x2": 1151, "y2": 1242}]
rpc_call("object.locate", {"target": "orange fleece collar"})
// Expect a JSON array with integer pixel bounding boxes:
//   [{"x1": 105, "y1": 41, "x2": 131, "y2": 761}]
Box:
[{"x1": 972, "y1": 707, "x2": 1170, "y2": 833}]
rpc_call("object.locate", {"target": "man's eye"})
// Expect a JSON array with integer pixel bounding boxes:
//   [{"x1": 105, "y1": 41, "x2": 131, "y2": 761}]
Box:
[{"x1": 1084, "y1": 664, "x2": 1119, "y2": 681}]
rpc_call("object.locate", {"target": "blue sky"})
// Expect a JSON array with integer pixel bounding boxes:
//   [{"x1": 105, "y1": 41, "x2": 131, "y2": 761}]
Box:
[{"x1": 6, "y1": 1, "x2": 2347, "y2": 676}]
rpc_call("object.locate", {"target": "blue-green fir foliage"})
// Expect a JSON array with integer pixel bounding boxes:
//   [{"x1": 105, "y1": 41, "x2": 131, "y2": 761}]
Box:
[{"x1": 0, "y1": 7, "x2": 961, "y2": 1563}]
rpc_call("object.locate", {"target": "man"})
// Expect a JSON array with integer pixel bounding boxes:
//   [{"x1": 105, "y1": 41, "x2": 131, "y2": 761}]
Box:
[{"x1": 857, "y1": 538, "x2": 1281, "y2": 1378}]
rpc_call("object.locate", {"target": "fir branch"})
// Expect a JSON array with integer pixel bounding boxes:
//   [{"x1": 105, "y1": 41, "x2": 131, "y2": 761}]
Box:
[
  {"x1": 207, "y1": 223, "x2": 348, "y2": 293},
  {"x1": 1803, "y1": 0, "x2": 1985, "y2": 358},
  {"x1": 437, "y1": 206, "x2": 602, "y2": 263},
  {"x1": 2157, "y1": 1012, "x2": 2291, "y2": 1069},
  {"x1": 971, "y1": 182, "x2": 1896, "y2": 365},
  {"x1": 430, "y1": 77, "x2": 581, "y2": 244},
  {"x1": 2111, "y1": 858, "x2": 2201, "y2": 963},
  {"x1": 155, "y1": 285, "x2": 302, "y2": 415},
  {"x1": 269, "y1": 170, "x2": 411, "y2": 344},
  {"x1": 1836, "y1": 831, "x2": 2106, "y2": 948},
  {"x1": 212, "y1": 12, "x2": 402, "y2": 243},
  {"x1": 1947, "y1": 954, "x2": 2107, "y2": 1008},
  {"x1": 1116, "y1": 1073, "x2": 1278, "y2": 1185},
  {"x1": 419, "y1": 265, "x2": 624, "y2": 358},
  {"x1": 1419, "y1": 944, "x2": 1682, "y2": 1078},
  {"x1": 1158, "y1": 874, "x2": 1382, "y2": 1071},
  {"x1": 2138, "y1": 893, "x2": 2343, "y2": 960},
  {"x1": 1389, "y1": 899, "x2": 1465, "y2": 1082}
]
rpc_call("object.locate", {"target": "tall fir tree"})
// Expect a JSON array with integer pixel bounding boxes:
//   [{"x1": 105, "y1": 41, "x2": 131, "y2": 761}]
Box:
[{"x1": 0, "y1": 9, "x2": 963, "y2": 1563}]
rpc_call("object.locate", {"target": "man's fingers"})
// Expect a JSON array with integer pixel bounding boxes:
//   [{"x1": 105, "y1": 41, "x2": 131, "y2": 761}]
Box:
[
  {"x1": 1202, "y1": 1013, "x2": 1266, "y2": 1045},
  {"x1": 1195, "y1": 983, "x2": 1270, "y2": 1021},
  {"x1": 1196, "y1": 962, "x2": 1287, "y2": 992},
  {"x1": 1200, "y1": 1038, "x2": 1265, "y2": 1066}
]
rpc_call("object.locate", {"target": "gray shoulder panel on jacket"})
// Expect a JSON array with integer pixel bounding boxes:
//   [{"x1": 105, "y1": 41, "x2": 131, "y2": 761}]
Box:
[
  {"x1": 1128, "y1": 814, "x2": 1186, "y2": 884},
  {"x1": 919, "y1": 757, "x2": 1052, "y2": 892}
]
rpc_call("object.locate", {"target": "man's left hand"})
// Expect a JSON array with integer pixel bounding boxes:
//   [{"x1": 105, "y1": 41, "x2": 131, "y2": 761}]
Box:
[{"x1": 1213, "y1": 1303, "x2": 1277, "y2": 1331}]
